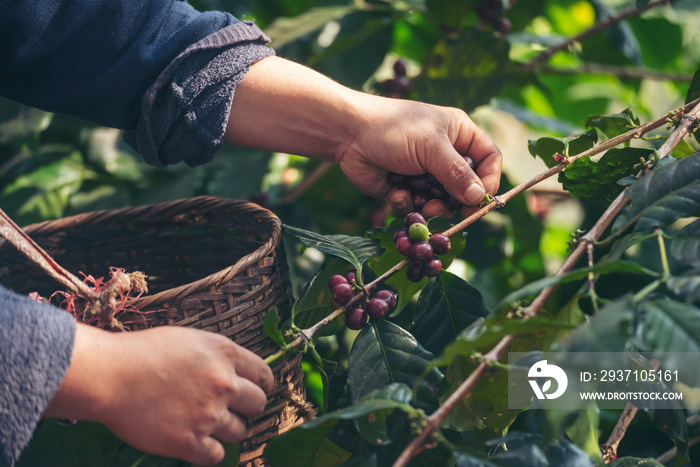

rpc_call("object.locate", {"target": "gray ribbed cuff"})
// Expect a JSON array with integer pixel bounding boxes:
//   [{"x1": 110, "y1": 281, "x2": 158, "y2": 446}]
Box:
[
  {"x1": 0, "y1": 287, "x2": 75, "y2": 467},
  {"x1": 126, "y1": 21, "x2": 274, "y2": 167}
]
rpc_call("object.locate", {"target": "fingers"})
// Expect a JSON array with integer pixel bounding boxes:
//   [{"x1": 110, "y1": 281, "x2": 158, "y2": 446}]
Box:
[
  {"x1": 422, "y1": 144, "x2": 487, "y2": 206},
  {"x1": 453, "y1": 112, "x2": 502, "y2": 198},
  {"x1": 212, "y1": 411, "x2": 248, "y2": 445},
  {"x1": 189, "y1": 436, "x2": 225, "y2": 466},
  {"x1": 229, "y1": 343, "x2": 275, "y2": 395},
  {"x1": 476, "y1": 150, "x2": 502, "y2": 197},
  {"x1": 228, "y1": 375, "x2": 269, "y2": 418}
]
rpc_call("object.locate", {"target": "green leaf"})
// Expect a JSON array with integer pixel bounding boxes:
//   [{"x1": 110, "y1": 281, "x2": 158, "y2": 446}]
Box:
[
  {"x1": 636, "y1": 0, "x2": 651, "y2": 9},
  {"x1": 263, "y1": 420, "x2": 350, "y2": 467},
  {"x1": 585, "y1": 108, "x2": 640, "y2": 140},
  {"x1": 347, "y1": 320, "x2": 444, "y2": 410},
  {"x1": 264, "y1": 306, "x2": 285, "y2": 347},
  {"x1": 432, "y1": 316, "x2": 574, "y2": 369},
  {"x1": 609, "y1": 458, "x2": 665, "y2": 467},
  {"x1": 670, "y1": 219, "x2": 700, "y2": 269},
  {"x1": 263, "y1": 6, "x2": 354, "y2": 49},
  {"x1": 556, "y1": 297, "x2": 635, "y2": 353},
  {"x1": 0, "y1": 98, "x2": 52, "y2": 144},
  {"x1": 412, "y1": 271, "x2": 491, "y2": 356},
  {"x1": 667, "y1": 137, "x2": 697, "y2": 158},
  {"x1": 495, "y1": 260, "x2": 660, "y2": 312},
  {"x1": 413, "y1": 28, "x2": 516, "y2": 112},
  {"x1": 590, "y1": 0, "x2": 643, "y2": 66},
  {"x1": 527, "y1": 129, "x2": 598, "y2": 169},
  {"x1": 686, "y1": 67, "x2": 700, "y2": 105},
  {"x1": 547, "y1": 406, "x2": 603, "y2": 465},
  {"x1": 613, "y1": 152, "x2": 700, "y2": 232},
  {"x1": 18, "y1": 421, "x2": 121, "y2": 467},
  {"x1": 483, "y1": 432, "x2": 593, "y2": 466},
  {"x1": 313, "y1": 11, "x2": 395, "y2": 89},
  {"x1": 640, "y1": 298, "x2": 700, "y2": 357},
  {"x1": 264, "y1": 384, "x2": 416, "y2": 466},
  {"x1": 559, "y1": 147, "x2": 653, "y2": 203},
  {"x1": 441, "y1": 355, "x2": 526, "y2": 434},
  {"x1": 283, "y1": 224, "x2": 384, "y2": 273},
  {"x1": 667, "y1": 273, "x2": 700, "y2": 304}
]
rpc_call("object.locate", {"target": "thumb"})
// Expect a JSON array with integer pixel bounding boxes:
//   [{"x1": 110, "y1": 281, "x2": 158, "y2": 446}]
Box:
[{"x1": 423, "y1": 145, "x2": 486, "y2": 206}]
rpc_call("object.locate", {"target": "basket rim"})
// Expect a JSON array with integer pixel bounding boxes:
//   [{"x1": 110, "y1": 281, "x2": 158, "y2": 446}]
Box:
[{"x1": 12, "y1": 196, "x2": 282, "y2": 310}]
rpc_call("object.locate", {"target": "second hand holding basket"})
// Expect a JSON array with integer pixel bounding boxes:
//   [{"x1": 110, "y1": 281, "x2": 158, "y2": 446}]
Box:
[{"x1": 0, "y1": 196, "x2": 311, "y2": 466}]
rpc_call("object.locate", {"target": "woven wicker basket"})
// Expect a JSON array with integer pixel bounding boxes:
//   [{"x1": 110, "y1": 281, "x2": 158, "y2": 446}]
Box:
[{"x1": 0, "y1": 196, "x2": 309, "y2": 466}]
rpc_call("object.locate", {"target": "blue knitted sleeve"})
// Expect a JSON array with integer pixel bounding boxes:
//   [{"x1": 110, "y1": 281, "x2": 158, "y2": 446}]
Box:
[
  {"x1": 0, "y1": 287, "x2": 76, "y2": 467},
  {"x1": 0, "y1": 0, "x2": 274, "y2": 167}
]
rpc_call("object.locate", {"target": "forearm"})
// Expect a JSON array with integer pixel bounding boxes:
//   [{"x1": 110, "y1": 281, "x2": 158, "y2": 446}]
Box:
[
  {"x1": 225, "y1": 56, "x2": 502, "y2": 205},
  {"x1": 224, "y1": 56, "x2": 372, "y2": 162}
]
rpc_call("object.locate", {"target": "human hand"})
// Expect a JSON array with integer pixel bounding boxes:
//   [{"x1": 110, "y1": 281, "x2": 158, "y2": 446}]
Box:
[
  {"x1": 44, "y1": 324, "x2": 273, "y2": 465},
  {"x1": 226, "y1": 56, "x2": 501, "y2": 217},
  {"x1": 336, "y1": 95, "x2": 502, "y2": 218}
]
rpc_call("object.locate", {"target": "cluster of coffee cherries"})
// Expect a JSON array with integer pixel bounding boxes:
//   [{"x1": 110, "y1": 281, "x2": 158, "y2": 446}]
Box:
[
  {"x1": 380, "y1": 58, "x2": 411, "y2": 99},
  {"x1": 328, "y1": 270, "x2": 398, "y2": 330},
  {"x1": 394, "y1": 212, "x2": 451, "y2": 283},
  {"x1": 387, "y1": 155, "x2": 476, "y2": 218},
  {"x1": 476, "y1": 0, "x2": 511, "y2": 35}
]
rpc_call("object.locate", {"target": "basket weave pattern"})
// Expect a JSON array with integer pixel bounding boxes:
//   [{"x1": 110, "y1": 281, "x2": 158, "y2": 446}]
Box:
[{"x1": 0, "y1": 196, "x2": 308, "y2": 466}]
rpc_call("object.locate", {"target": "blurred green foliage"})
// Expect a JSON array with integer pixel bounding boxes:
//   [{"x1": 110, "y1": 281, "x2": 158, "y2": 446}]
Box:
[{"x1": 6, "y1": 0, "x2": 700, "y2": 465}]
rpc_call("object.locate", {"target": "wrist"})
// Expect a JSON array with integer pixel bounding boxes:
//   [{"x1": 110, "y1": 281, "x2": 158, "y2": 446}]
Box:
[{"x1": 42, "y1": 323, "x2": 122, "y2": 423}]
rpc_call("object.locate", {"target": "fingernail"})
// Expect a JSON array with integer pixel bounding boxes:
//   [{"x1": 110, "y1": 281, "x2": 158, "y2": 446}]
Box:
[{"x1": 464, "y1": 182, "x2": 485, "y2": 205}]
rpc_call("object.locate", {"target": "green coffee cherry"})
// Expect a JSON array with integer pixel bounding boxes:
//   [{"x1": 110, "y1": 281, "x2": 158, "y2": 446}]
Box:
[{"x1": 408, "y1": 223, "x2": 430, "y2": 242}]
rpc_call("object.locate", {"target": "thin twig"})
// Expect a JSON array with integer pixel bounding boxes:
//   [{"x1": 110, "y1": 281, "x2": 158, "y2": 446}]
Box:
[
  {"x1": 524, "y1": 0, "x2": 670, "y2": 70},
  {"x1": 393, "y1": 100, "x2": 700, "y2": 467},
  {"x1": 602, "y1": 403, "x2": 639, "y2": 463},
  {"x1": 281, "y1": 161, "x2": 334, "y2": 204},
  {"x1": 0, "y1": 208, "x2": 97, "y2": 300}
]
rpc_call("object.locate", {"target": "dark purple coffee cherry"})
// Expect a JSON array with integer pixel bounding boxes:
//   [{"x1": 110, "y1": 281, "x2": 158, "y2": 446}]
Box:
[
  {"x1": 404, "y1": 212, "x2": 426, "y2": 227},
  {"x1": 411, "y1": 241, "x2": 434, "y2": 262},
  {"x1": 464, "y1": 155, "x2": 476, "y2": 170},
  {"x1": 396, "y1": 236, "x2": 413, "y2": 256},
  {"x1": 408, "y1": 175, "x2": 431, "y2": 192},
  {"x1": 444, "y1": 195, "x2": 462, "y2": 211},
  {"x1": 382, "y1": 76, "x2": 411, "y2": 97},
  {"x1": 429, "y1": 184, "x2": 447, "y2": 199},
  {"x1": 406, "y1": 261, "x2": 425, "y2": 283},
  {"x1": 346, "y1": 270, "x2": 357, "y2": 284},
  {"x1": 328, "y1": 274, "x2": 348, "y2": 290},
  {"x1": 375, "y1": 289, "x2": 397, "y2": 309},
  {"x1": 493, "y1": 17, "x2": 511, "y2": 35},
  {"x1": 332, "y1": 282, "x2": 353, "y2": 305},
  {"x1": 423, "y1": 256, "x2": 442, "y2": 278},
  {"x1": 412, "y1": 192, "x2": 430, "y2": 211},
  {"x1": 429, "y1": 234, "x2": 452, "y2": 255},
  {"x1": 387, "y1": 172, "x2": 406, "y2": 187},
  {"x1": 346, "y1": 307, "x2": 368, "y2": 330},
  {"x1": 393, "y1": 58, "x2": 408, "y2": 77},
  {"x1": 366, "y1": 297, "x2": 390, "y2": 319},
  {"x1": 393, "y1": 228, "x2": 409, "y2": 242},
  {"x1": 476, "y1": 0, "x2": 502, "y2": 22}
]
